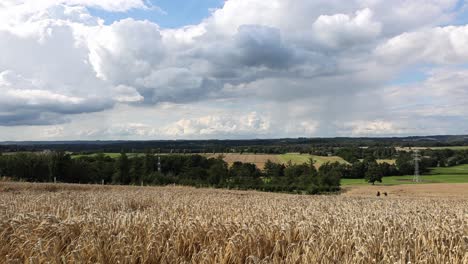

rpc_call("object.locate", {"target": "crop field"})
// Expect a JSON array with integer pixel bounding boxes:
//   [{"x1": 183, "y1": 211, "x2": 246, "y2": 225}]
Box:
[
  {"x1": 376, "y1": 159, "x2": 396, "y2": 165},
  {"x1": 0, "y1": 182, "x2": 466, "y2": 263},
  {"x1": 358, "y1": 159, "x2": 396, "y2": 165},
  {"x1": 277, "y1": 153, "x2": 348, "y2": 168},
  {"x1": 206, "y1": 154, "x2": 282, "y2": 170},
  {"x1": 342, "y1": 183, "x2": 468, "y2": 198},
  {"x1": 342, "y1": 164, "x2": 468, "y2": 186},
  {"x1": 207, "y1": 153, "x2": 348, "y2": 169}
]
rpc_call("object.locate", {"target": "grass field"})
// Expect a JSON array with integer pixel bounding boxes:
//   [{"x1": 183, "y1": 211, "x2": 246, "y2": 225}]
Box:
[
  {"x1": 396, "y1": 146, "x2": 468, "y2": 151},
  {"x1": 0, "y1": 182, "x2": 466, "y2": 263},
  {"x1": 342, "y1": 164, "x2": 468, "y2": 186},
  {"x1": 72, "y1": 153, "x2": 121, "y2": 158}
]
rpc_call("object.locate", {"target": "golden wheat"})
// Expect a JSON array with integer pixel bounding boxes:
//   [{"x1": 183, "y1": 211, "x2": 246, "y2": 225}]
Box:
[{"x1": 0, "y1": 182, "x2": 467, "y2": 264}]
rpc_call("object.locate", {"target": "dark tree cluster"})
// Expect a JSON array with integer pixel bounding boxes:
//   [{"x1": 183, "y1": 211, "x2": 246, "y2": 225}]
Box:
[
  {"x1": 310, "y1": 160, "x2": 397, "y2": 185},
  {"x1": 0, "y1": 152, "x2": 340, "y2": 194},
  {"x1": 335, "y1": 147, "x2": 398, "y2": 163},
  {"x1": 424, "y1": 149, "x2": 468, "y2": 167}
]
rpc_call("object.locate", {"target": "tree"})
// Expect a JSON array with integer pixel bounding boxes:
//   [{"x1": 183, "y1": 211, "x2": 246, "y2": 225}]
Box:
[
  {"x1": 396, "y1": 152, "x2": 414, "y2": 175},
  {"x1": 48, "y1": 151, "x2": 71, "y2": 182},
  {"x1": 317, "y1": 162, "x2": 341, "y2": 192},
  {"x1": 113, "y1": 152, "x2": 130, "y2": 184},
  {"x1": 349, "y1": 161, "x2": 366, "y2": 179},
  {"x1": 365, "y1": 162, "x2": 383, "y2": 185},
  {"x1": 264, "y1": 160, "x2": 284, "y2": 178},
  {"x1": 229, "y1": 162, "x2": 262, "y2": 189},
  {"x1": 130, "y1": 157, "x2": 144, "y2": 184},
  {"x1": 207, "y1": 159, "x2": 228, "y2": 186},
  {"x1": 143, "y1": 151, "x2": 156, "y2": 176}
]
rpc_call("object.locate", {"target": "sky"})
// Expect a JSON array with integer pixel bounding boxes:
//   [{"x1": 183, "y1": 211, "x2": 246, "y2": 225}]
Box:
[{"x1": 0, "y1": 0, "x2": 468, "y2": 140}]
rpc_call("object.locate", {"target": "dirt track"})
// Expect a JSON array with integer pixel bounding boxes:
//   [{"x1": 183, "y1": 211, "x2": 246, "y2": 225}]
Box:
[{"x1": 342, "y1": 183, "x2": 468, "y2": 198}]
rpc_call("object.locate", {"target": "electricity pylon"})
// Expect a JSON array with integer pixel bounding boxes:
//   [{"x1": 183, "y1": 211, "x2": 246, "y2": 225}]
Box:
[{"x1": 413, "y1": 150, "x2": 421, "y2": 182}]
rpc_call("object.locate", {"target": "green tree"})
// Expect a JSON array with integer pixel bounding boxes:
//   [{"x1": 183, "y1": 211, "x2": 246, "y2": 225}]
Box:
[
  {"x1": 264, "y1": 160, "x2": 284, "y2": 178},
  {"x1": 130, "y1": 157, "x2": 144, "y2": 184},
  {"x1": 365, "y1": 162, "x2": 383, "y2": 185},
  {"x1": 143, "y1": 151, "x2": 156, "y2": 175},
  {"x1": 113, "y1": 152, "x2": 130, "y2": 184},
  {"x1": 48, "y1": 151, "x2": 71, "y2": 182},
  {"x1": 207, "y1": 159, "x2": 228, "y2": 186},
  {"x1": 396, "y1": 152, "x2": 414, "y2": 175}
]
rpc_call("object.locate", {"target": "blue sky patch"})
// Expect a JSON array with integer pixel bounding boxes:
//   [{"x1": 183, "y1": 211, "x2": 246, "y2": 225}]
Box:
[{"x1": 89, "y1": 0, "x2": 225, "y2": 28}]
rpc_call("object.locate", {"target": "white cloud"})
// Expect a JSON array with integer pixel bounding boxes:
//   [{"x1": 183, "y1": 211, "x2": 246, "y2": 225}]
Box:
[
  {"x1": 135, "y1": 67, "x2": 204, "y2": 103},
  {"x1": 312, "y1": 8, "x2": 381, "y2": 49},
  {"x1": 2, "y1": 0, "x2": 148, "y2": 12},
  {"x1": 113, "y1": 85, "x2": 144, "y2": 103},
  {"x1": 383, "y1": 68, "x2": 468, "y2": 118},
  {"x1": 0, "y1": 71, "x2": 113, "y2": 125},
  {"x1": 88, "y1": 18, "x2": 164, "y2": 83},
  {"x1": 341, "y1": 120, "x2": 404, "y2": 136},
  {"x1": 0, "y1": 0, "x2": 467, "y2": 138},
  {"x1": 162, "y1": 112, "x2": 271, "y2": 137},
  {"x1": 376, "y1": 25, "x2": 468, "y2": 65}
]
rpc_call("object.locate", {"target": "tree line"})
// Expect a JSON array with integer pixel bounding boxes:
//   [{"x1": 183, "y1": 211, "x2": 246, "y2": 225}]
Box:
[
  {"x1": 0, "y1": 152, "x2": 340, "y2": 194},
  {"x1": 2, "y1": 148, "x2": 467, "y2": 190},
  {"x1": 2, "y1": 135, "x2": 467, "y2": 155}
]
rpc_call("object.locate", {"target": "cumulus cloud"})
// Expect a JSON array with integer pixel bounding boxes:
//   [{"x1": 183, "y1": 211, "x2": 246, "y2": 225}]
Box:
[
  {"x1": 383, "y1": 68, "x2": 468, "y2": 118},
  {"x1": 0, "y1": 0, "x2": 467, "y2": 138},
  {"x1": 312, "y1": 8, "x2": 382, "y2": 49},
  {"x1": 0, "y1": 71, "x2": 112, "y2": 125},
  {"x1": 340, "y1": 120, "x2": 404, "y2": 137},
  {"x1": 376, "y1": 25, "x2": 468, "y2": 65},
  {"x1": 135, "y1": 67, "x2": 204, "y2": 103},
  {"x1": 0, "y1": 4, "x2": 152, "y2": 126},
  {"x1": 233, "y1": 25, "x2": 293, "y2": 68},
  {"x1": 88, "y1": 18, "x2": 165, "y2": 83},
  {"x1": 161, "y1": 112, "x2": 271, "y2": 137},
  {"x1": 1, "y1": 0, "x2": 148, "y2": 12}
]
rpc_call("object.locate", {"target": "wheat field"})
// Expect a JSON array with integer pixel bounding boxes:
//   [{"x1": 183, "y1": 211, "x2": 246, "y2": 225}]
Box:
[{"x1": 0, "y1": 182, "x2": 467, "y2": 263}]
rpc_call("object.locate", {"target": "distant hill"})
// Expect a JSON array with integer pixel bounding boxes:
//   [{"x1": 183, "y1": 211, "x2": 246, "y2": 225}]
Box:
[{"x1": 1, "y1": 135, "x2": 468, "y2": 153}]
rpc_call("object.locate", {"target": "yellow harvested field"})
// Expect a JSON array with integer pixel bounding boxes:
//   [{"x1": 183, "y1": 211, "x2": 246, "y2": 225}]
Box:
[
  {"x1": 377, "y1": 159, "x2": 396, "y2": 165},
  {"x1": 278, "y1": 154, "x2": 348, "y2": 168},
  {"x1": 206, "y1": 154, "x2": 281, "y2": 169},
  {"x1": 359, "y1": 159, "x2": 396, "y2": 165},
  {"x1": 0, "y1": 182, "x2": 467, "y2": 263},
  {"x1": 206, "y1": 153, "x2": 348, "y2": 169}
]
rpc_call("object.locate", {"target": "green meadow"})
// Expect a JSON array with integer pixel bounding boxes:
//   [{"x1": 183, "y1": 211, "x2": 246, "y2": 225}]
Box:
[{"x1": 342, "y1": 164, "x2": 468, "y2": 186}]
